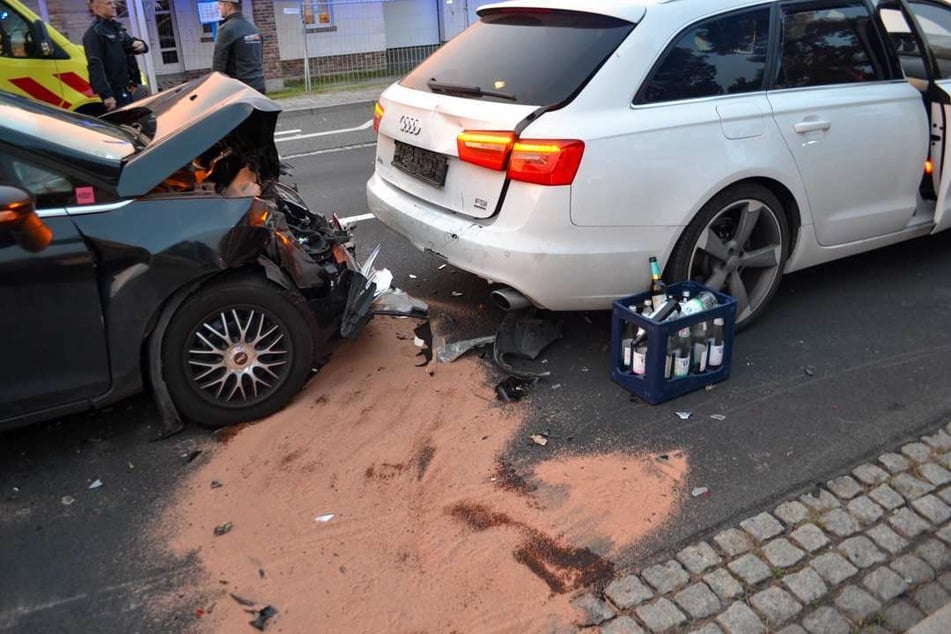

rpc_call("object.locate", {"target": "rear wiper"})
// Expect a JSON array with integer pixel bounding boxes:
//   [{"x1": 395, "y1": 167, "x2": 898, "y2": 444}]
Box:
[{"x1": 426, "y1": 79, "x2": 516, "y2": 101}]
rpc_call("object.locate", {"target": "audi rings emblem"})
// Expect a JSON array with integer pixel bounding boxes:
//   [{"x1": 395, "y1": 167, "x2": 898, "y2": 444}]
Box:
[{"x1": 399, "y1": 115, "x2": 421, "y2": 136}]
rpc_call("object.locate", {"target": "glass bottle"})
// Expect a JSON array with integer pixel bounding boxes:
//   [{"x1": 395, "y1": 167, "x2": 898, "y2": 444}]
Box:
[
  {"x1": 680, "y1": 290, "x2": 718, "y2": 316},
  {"x1": 672, "y1": 326, "x2": 691, "y2": 378},
  {"x1": 708, "y1": 317, "x2": 725, "y2": 369},
  {"x1": 690, "y1": 321, "x2": 709, "y2": 374},
  {"x1": 649, "y1": 256, "x2": 667, "y2": 311}
]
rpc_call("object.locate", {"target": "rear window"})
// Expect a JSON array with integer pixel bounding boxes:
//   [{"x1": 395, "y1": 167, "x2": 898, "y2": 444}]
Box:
[{"x1": 401, "y1": 9, "x2": 634, "y2": 106}]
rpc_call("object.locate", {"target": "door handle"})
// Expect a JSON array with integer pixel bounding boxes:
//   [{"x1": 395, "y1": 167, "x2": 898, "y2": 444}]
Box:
[{"x1": 793, "y1": 120, "x2": 831, "y2": 134}]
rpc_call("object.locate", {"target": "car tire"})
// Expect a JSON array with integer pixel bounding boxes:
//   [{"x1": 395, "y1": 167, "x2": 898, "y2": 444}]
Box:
[
  {"x1": 667, "y1": 183, "x2": 788, "y2": 330},
  {"x1": 161, "y1": 276, "x2": 315, "y2": 428}
]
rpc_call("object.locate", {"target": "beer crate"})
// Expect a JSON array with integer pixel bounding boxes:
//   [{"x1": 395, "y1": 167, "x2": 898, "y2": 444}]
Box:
[{"x1": 610, "y1": 281, "x2": 737, "y2": 404}]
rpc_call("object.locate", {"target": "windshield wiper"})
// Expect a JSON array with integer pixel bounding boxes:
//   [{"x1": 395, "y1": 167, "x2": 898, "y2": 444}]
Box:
[{"x1": 426, "y1": 79, "x2": 516, "y2": 101}]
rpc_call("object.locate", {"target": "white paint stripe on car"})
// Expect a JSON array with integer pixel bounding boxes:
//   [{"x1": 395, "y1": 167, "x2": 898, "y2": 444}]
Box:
[
  {"x1": 337, "y1": 212, "x2": 376, "y2": 226},
  {"x1": 274, "y1": 129, "x2": 303, "y2": 136}
]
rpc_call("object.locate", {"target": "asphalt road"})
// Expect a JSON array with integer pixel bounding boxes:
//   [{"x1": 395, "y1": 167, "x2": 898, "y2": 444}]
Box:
[{"x1": 3, "y1": 102, "x2": 951, "y2": 632}]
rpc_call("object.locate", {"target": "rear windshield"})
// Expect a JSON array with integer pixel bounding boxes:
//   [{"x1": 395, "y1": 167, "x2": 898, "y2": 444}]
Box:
[{"x1": 401, "y1": 9, "x2": 635, "y2": 106}]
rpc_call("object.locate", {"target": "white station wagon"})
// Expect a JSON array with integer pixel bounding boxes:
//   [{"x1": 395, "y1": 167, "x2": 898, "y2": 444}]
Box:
[{"x1": 367, "y1": 0, "x2": 951, "y2": 328}]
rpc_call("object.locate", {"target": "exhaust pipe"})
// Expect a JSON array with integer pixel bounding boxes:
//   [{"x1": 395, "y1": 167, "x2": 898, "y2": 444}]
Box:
[{"x1": 490, "y1": 286, "x2": 532, "y2": 311}]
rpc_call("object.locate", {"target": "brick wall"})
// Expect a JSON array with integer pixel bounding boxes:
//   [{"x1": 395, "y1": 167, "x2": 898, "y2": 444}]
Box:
[{"x1": 249, "y1": 0, "x2": 282, "y2": 90}]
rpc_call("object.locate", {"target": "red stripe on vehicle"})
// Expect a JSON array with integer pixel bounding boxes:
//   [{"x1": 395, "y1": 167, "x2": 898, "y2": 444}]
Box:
[
  {"x1": 9, "y1": 77, "x2": 71, "y2": 109},
  {"x1": 55, "y1": 72, "x2": 95, "y2": 97}
]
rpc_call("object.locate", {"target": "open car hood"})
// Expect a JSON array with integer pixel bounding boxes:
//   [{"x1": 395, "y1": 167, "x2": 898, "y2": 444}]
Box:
[{"x1": 107, "y1": 73, "x2": 281, "y2": 198}]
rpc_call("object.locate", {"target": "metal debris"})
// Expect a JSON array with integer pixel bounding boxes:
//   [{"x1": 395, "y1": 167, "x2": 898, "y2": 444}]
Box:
[
  {"x1": 691, "y1": 487, "x2": 710, "y2": 497},
  {"x1": 435, "y1": 335, "x2": 495, "y2": 364},
  {"x1": 315, "y1": 513, "x2": 335, "y2": 523},
  {"x1": 213, "y1": 521, "x2": 233, "y2": 536},
  {"x1": 88, "y1": 479, "x2": 103, "y2": 490},
  {"x1": 249, "y1": 605, "x2": 278, "y2": 631},
  {"x1": 804, "y1": 365, "x2": 816, "y2": 376},
  {"x1": 438, "y1": 264, "x2": 447, "y2": 270},
  {"x1": 230, "y1": 592, "x2": 257, "y2": 607},
  {"x1": 495, "y1": 376, "x2": 535, "y2": 402},
  {"x1": 451, "y1": 291, "x2": 463, "y2": 297},
  {"x1": 710, "y1": 414, "x2": 726, "y2": 421},
  {"x1": 675, "y1": 411, "x2": 692, "y2": 420},
  {"x1": 211, "y1": 480, "x2": 223, "y2": 488}
]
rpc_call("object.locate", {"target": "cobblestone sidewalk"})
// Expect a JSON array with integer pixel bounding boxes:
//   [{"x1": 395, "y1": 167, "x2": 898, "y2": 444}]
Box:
[{"x1": 571, "y1": 423, "x2": 951, "y2": 633}]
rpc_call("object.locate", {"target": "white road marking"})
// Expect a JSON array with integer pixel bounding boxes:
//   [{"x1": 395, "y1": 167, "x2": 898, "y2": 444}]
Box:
[
  {"x1": 275, "y1": 120, "x2": 373, "y2": 143},
  {"x1": 274, "y1": 129, "x2": 302, "y2": 136},
  {"x1": 280, "y1": 141, "x2": 376, "y2": 161}
]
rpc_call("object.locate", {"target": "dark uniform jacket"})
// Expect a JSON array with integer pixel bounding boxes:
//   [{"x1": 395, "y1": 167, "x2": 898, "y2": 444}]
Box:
[
  {"x1": 212, "y1": 12, "x2": 265, "y2": 93},
  {"x1": 82, "y1": 17, "x2": 148, "y2": 104}
]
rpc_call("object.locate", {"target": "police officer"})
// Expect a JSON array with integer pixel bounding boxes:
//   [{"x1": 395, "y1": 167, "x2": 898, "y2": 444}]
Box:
[
  {"x1": 213, "y1": 0, "x2": 265, "y2": 94},
  {"x1": 82, "y1": 0, "x2": 149, "y2": 111}
]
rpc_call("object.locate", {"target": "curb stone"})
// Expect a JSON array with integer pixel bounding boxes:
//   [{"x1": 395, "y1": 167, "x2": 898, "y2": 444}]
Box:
[{"x1": 573, "y1": 422, "x2": 951, "y2": 633}]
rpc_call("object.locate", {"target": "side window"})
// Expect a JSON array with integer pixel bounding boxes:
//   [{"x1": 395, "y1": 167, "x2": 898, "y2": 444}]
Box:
[
  {"x1": 640, "y1": 7, "x2": 770, "y2": 104},
  {"x1": 0, "y1": 1, "x2": 38, "y2": 59},
  {"x1": 776, "y1": 3, "x2": 885, "y2": 88},
  {"x1": 7, "y1": 159, "x2": 76, "y2": 207},
  {"x1": 907, "y1": 0, "x2": 951, "y2": 79}
]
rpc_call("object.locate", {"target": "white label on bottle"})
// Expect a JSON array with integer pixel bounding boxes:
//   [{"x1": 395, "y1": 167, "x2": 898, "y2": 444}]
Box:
[
  {"x1": 632, "y1": 347, "x2": 647, "y2": 375},
  {"x1": 674, "y1": 356, "x2": 690, "y2": 377},
  {"x1": 621, "y1": 338, "x2": 633, "y2": 369},
  {"x1": 694, "y1": 343, "x2": 708, "y2": 372},
  {"x1": 665, "y1": 353, "x2": 672, "y2": 379},
  {"x1": 709, "y1": 343, "x2": 724, "y2": 367}
]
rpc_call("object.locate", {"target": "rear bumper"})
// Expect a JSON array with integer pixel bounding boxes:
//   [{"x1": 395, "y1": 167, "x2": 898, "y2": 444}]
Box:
[{"x1": 366, "y1": 172, "x2": 680, "y2": 311}]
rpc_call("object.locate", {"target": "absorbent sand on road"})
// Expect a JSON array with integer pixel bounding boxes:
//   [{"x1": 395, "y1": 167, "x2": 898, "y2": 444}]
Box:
[{"x1": 155, "y1": 316, "x2": 690, "y2": 632}]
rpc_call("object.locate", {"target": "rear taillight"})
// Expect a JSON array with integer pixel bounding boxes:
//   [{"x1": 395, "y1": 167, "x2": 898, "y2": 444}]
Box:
[
  {"x1": 457, "y1": 130, "x2": 584, "y2": 186},
  {"x1": 509, "y1": 139, "x2": 585, "y2": 186},
  {"x1": 373, "y1": 102, "x2": 384, "y2": 133},
  {"x1": 457, "y1": 131, "x2": 516, "y2": 170}
]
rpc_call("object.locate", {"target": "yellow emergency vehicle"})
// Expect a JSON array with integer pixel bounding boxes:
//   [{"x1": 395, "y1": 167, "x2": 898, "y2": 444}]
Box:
[{"x1": 0, "y1": 0, "x2": 100, "y2": 113}]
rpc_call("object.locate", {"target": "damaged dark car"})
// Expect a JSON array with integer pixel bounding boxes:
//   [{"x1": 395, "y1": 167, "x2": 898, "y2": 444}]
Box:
[{"x1": 0, "y1": 73, "x2": 390, "y2": 434}]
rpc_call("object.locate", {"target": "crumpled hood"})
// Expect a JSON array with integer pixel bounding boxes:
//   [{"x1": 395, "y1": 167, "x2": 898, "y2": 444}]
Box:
[{"x1": 106, "y1": 73, "x2": 281, "y2": 198}]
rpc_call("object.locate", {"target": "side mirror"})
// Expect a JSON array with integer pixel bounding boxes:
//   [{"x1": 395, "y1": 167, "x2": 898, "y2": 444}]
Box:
[{"x1": 0, "y1": 186, "x2": 52, "y2": 252}]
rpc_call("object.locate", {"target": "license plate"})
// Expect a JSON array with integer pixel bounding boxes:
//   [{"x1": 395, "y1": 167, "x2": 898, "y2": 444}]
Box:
[{"x1": 392, "y1": 140, "x2": 448, "y2": 188}]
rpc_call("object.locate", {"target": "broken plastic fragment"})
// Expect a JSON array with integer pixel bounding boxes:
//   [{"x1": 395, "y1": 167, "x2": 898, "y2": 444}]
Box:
[
  {"x1": 451, "y1": 291, "x2": 463, "y2": 297},
  {"x1": 88, "y1": 479, "x2": 103, "y2": 490},
  {"x1": 437, "y1": 263, "x2": 447, "y2": 270},
  {"x1": 495, "y1": 376, "x2": 535, "y2": 402},
  {"x1": 691, "y1": 487, "x2": 710, "y2": 497},
  {"x1": 230, "y1": 592, "x2": 257, "y2": 607},
  {"x1": 211, "y1": 480, "x2": 223, "y2": 488},
  {"x1": 656, "y1": 454, "x2": 669, "y2": 462},
  {"x1": 413, "y1": 336, "x2": 425, "y2": 348},
  {"x1": 360, "y1": 243, "x2": 382, "y2": 278},
  {"x1": 186, "y1": 449, "x2": 202, "y2": 463},
  {"x1": 409, "y1": 274, "x2": 417, "y2": 279},
  {"x1": 61, "y1": 495, "x2": 75, "y2": 505},
  {"x1": 249, "y1": 605, "x2": 278, "y2": 631},
  {"x1": 710, "y1": 414, "x2": 726, "y2": 421},
  {"x1": 675, "y1": 411, "x2": 692, "y2": 420},
  {"x1": 372, "y1": 288, "x2": 428, "y2": 317},
  {"x1": 435, "y1": 335, "x2": 495, "y2": 364},
  {"x1": 315, "y1": 513, "x2": 335, "y2": 523},
  {"x1": 530, "y1": 434, "x2": 548, "y2": 446},
  {"x1": 804, "y1": 365, "x2": 815, "y2": 376},
  {"x1": 213, "y1": 521, "x2": 233, "y2": 536}
]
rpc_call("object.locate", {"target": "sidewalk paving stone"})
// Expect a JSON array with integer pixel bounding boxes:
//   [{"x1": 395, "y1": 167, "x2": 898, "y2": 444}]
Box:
[
  {"x1": 727, "y1": 553, "x2": 773, "y2": 586},
  {"x1": 940, "y1": 571, "x2": 951, "y2": 592},
  {"x1": 810, "y1": 552, "x2": 859, "y2": 586},
  {"x1": 938, "y1": 452, "x2": 951, "y2": 471},
  {"x1": 774, "y1": 500, "x2": 809, "y2": 527},
  {"x1": 801, "y1": 606, "x2": 850, "y2": 634},
  {"x1": 888, "y1": 507, "x2": 932, "y2": 538},
  {"x1": 703, "y1": 568, "x2": 745, "y2": 601},
  {"x1": 847, "y1": 496, "x2": 884, "y2": 526},
  {"x1": 890, "y1": 473, "x2": 935, "y2": 501},
  {"x1": 868, "y1": 484, "x2": 905, "y2": 510},
  {"x1": 739, "y1": 512, "x2": 784, "y2": 542},
  {"x1": 890, "y1": 553, "x2": 935, "y2": 584},
  {"x1": 919, "y1": 463, "x2": 951, "y2": 487},
  {"x1": 750, "y1": 586, "x2": 802, "y2": 625},
  {"x1": 834, "y1": 585, "x2": 882, "y2": 621},
  {"x1": 902, "y1": 442, "x2": 934, "y2": 463},
  {"x1": 713, "y1": 528, "x2": 754, "y2": 558},
  {"x1": 827, "y1": 475, "x2": 863, "y2": 500},
  {"x1": 922, "y1": 430, "x2": 951, "y2": 451},
  {"x1": 789, "y1": 523, "x2": 830, "y2": 552},
  {"x1": 775, "y1": 626, "x2": 807, "y2": 634},
  {"x1": 606, "y1": 575, "x2": 654, "y2": 609},
  {"x1": 821, "y1": 508, "x2": 860, "y2": 537},
  {"x1": 571, "y1": 594, "x2": 615, "y2": 626},
  {"x1": 913, "y1": 582, "x2": 950, "y2": 614},
  {"x1": 937, "y1": 486, "x2": 951, "y2": 505},
  {"x1": 762, "y1": 538, "x2": 806, "y2": 568},
  {"x1": 781, "y1": 567, "x2": 829, "y2": 604},
  {"x1": 634, "y1": 597, "x2": 686, "y2": 632},
  {"x1": 853, "y1": 463, "x2": 891, "y2": 486},
  {"x1": 883, "y1": 600, "x2": 925, "y2": 631},
  {"x1": 800, "y1": 489, "x2": 841, "y2": 512},
  {"x1": 687, "y1": 624, "x2": 723, "y2": 634},
  {"x1": 865, "y1": 523, "x2": 909, "y2": 554},
  {"x1": 936, "y1": 523, "x2": 951, "y2": 545},
  {"x1": 862, "y1": 565, "x2": 910, "y2": 601},
  {"x1": 601, "y1": 616, "x2": 646, "y2": 634},
  {"x1": 677, "y1": 542, "x2": 722, "y2": 575},
  {"x1": 642, "y1": 560, "x2": 690, "y2": 594},
  {"x1": 911, "y1": 494, "x2": 951, "y2": 524},
  {"x1": 673, "y1": 582, "x2": 722, "y2": 619},
  {"x1": 915, "y1": 538, "x2": 950, "y2": 570},
  {"x1": 717, "y1": 601, "x2": 765, "y2": 634},
  {"x1": 879, "y1": 452, "x2": 911, "y2": 474},
  {"x1": 839, "y1": 535, "x2": 887, "y2": 568}
]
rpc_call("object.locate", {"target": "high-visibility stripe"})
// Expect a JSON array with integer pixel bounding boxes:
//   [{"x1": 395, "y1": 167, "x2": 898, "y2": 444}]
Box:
[
  {"x1": 55, "y1": 72, "x2": 94, "y2": 97},
  {"x1": 9, "y1": 77, "x2": 71, "y2": 109}
]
